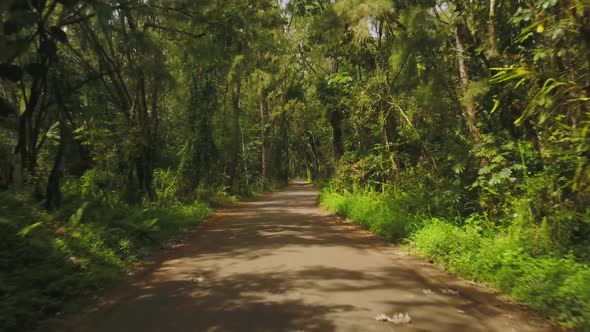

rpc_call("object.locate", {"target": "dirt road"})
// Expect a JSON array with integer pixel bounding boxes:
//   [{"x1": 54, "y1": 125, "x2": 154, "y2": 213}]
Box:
[{"x1": 45, "y1": 182, "x2": 555, "y2": 332}]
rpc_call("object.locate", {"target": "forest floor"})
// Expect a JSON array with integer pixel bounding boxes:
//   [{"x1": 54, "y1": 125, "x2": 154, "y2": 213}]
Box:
[{"x1": 40, "y1": 182, "x2": 557, "y2": 332}]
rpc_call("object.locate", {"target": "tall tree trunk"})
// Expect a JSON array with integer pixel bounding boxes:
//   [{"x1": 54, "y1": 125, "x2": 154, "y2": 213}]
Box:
[
  {"x1": 13, "y1": 2, "x2": 54, "y2": 191},
  {"x1": 487, "y1": 0, "x2": 499, "y2": 58},
  {"x1": 145, "y1": 76, "x2": 157, "y2": 200},
  {"x1": 229, "y1": 77, "x2": 242, "y2": 192},
  {"x1": 275, "y1": 83, "x2": 291, "y2": 184},
  {"x1": 124, "y1": 13, "x2": 156, "y2": 201},
  {"x1": 135, "y1": 75, "x2": 156, "y2": 201},
  {"x1": 14, "y1": 75, "x2": 42, "y2": 189},
  {"x1": 260, "y1": 87, "x2": 270, "y2": 187},
  {"x1": 46, "y1": 82, "x2": 66, "y2": 210},
  {"x1": 327, "y1": 56, "x2": 344, "y2": 175},
  {"x1": 306, "y1": 135, "x2": 321, "y2": 177},
  {"x1": 13, "y1": 149, "x2": 25, "y2": 191},
  {"x1": 454, "y1": 25, "x2": 481, "y2": 142},
  {"x1": 46, "y1": 120, "x2": 65, "y2": 210},
  {"x1": 331, "y1": 111, "x2": 344, "y2": 173},
  {"x1": 151, "y1": 76, "x2": 160, "y2": 142}
]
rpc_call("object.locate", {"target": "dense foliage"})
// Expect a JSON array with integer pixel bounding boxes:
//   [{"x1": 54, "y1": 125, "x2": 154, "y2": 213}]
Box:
[
  {"x1": 301, "y1": 0, "x2": 590, "y2": 328},
  {"x1": 1, "y1": 0, "x2": 589, "y2": 330}
]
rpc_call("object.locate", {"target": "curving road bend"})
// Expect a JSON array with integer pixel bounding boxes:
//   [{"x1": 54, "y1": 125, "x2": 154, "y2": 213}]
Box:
[{"x1": 44, "y1": 182, "x2": 555, "y2": 332}]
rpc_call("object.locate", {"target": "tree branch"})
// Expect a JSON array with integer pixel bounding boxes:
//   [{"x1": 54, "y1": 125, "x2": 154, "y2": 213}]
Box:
[{"x1": 143, "y1": 23, "x2": 207, "y2": 39}]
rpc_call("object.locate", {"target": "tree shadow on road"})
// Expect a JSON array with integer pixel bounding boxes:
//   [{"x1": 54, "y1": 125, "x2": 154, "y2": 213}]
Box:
[{"x1": 42, "y1": 183, "x2": 555, "y2": 332}]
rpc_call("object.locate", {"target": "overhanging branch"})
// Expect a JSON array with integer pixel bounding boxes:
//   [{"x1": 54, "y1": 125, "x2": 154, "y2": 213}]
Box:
[{"x1": 143, "y1": 23, "x2": 207, "y2": 39}]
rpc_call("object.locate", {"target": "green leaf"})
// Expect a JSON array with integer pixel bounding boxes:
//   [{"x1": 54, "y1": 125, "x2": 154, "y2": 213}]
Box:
[
  {"x1": 46, "y1": 121, "x2": 61, "y2": 140},
  {"x1": 452, "y1": 163, "x2": 465, "y2": 175},
  {"x1": 69, "y1": 202, "x2": 89, "y2": 225},
  {"x1": 490, "y1": 99, "x2": 500, "y2": 114},
  {"x1": 18, "y1": 222, "x2": 44, "y2": 237},
  {"x1": 143, "y1": 218, "x2": 159, "y2": 229}
]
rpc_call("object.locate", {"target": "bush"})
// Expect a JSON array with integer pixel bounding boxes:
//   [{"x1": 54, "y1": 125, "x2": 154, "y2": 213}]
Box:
[
  {"x1": 319, "y1": 186, "x2": 420, "y2": 242},
  {"x1": 412, "y1": 219, "x2": 590, "y2": 329},
  {"x1": 319, "y1": 184, "x2": 590, "y2": 329},
  {"x1": 195, "y1": 186, "x2": 238, "y2": 207},
  {"x1": 0, "y1": 190, "x2": 210, "y2": 332}
]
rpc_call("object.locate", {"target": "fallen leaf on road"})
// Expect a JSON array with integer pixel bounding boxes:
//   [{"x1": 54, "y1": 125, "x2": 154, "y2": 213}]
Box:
[
  {"x1": 440, "y1": 288, "x2": 459, "y2": 295},
  {"x1": 375, "y1": 313, "x2": 390, "y2": 321},
  {"x1": 375, "y1": 313, "x2": 412, "y2": 324},
  {"x1": 161, "y1": 240, "x2": 184, "y2": 250},
  {"x1": 187, "y1": 276, "x2": 206, "y2": 283}
]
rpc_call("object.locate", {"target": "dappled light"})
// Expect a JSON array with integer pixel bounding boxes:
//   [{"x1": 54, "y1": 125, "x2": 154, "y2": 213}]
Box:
[
  {"x1": 41, "y1": 184, "x2": 553, "y2": 332},
  {"x1": 1, "y1": 0, "x2": 588, "y2": 330}
]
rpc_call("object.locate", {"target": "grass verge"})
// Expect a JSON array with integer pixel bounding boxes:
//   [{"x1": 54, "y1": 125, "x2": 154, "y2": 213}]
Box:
[{"x1": 319, "y1": 187, "x2": 590, "y2": 329}]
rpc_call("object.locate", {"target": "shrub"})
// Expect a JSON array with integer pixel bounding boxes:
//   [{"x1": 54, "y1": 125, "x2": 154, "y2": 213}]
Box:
[
  {"x1": 412, "y1": 220, "x2": 590, "y2": 329},
  {"x1": 319, "y1": 183, "x2": 590, "y2": 329},
  {"x1": 0, "y1": 190, "x2": 210, "y2": 332},
  {"x1": 319, "y1": 186, "x2": 420, "y2": 242}
]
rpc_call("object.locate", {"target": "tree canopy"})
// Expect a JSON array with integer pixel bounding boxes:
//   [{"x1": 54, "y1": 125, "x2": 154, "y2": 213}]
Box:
[{"x1": 1, "y1": 0, "x2": 589, "y2": 330}]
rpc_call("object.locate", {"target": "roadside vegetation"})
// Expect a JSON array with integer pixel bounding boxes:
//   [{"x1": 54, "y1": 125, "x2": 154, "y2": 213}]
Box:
[
  {"x1": 0, "y1": 1, "x2": 286, "y2": 330},
  {"x1": 320, "y1": 184, "x2": 590, "y2": 328},
  {"x1": 0, "y1": 172, "x2": 229, "y2": 331},
  {"x1": 310, "y1": 0, "x2": 590, "y2": 329}
]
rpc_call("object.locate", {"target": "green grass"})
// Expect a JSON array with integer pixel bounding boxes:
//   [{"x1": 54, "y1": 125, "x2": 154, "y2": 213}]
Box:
[
  {"x1": 195, "y1": 187, "x2": 239, "y2": 207},
  {"x1": 319, "y1": 187, "x2": 590, "y2": 329},
  {"x1": 0, "y1": 191, "x2": 210, "y2": 332},
  {"x1": 319, "y1": 187, "x2": 421, "y2": 242},
  {"x1": 411, "y1": 219, "x2": 590, "y2": 329}
]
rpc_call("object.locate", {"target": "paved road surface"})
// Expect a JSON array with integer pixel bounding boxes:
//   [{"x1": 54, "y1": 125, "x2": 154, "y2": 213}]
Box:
[{"x1": 45, "y1": 182, "x2": 555, "y2": 332}]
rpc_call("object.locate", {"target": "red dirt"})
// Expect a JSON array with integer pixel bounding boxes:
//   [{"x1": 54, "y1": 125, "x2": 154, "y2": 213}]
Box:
[{"x1": 42, "y1": 182, "x2": 557, "y2": 332}]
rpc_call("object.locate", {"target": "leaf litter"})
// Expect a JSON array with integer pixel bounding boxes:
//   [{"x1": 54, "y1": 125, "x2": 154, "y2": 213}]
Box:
[
  {"x1": 186, "y1": 276, "x2": 206, "y2": 284},
  {"x1": 440, "y1": 288, "x2": 459, "y2": 295},
  {"x1": 375, "y1": 312, "x2": 412, "y2": 324}
]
